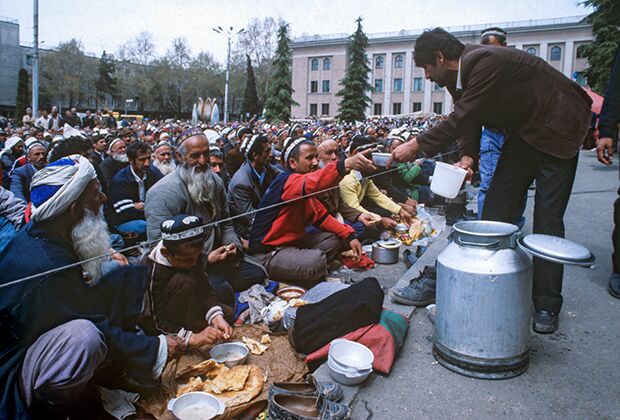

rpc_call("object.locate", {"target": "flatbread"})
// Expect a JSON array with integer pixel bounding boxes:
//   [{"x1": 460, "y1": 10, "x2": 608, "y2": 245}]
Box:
[
  {"x1": 215, "y1": 365, "x2": 265, "y2": 408},
  {"x1": 211, "y1": 365, "x2": 251, "y2": 393},
  {"x1": 176, "y1": 359, "x2": 229, "y2": 380},
  {"x1": 176, "y1": 376, "x2": 205, "y2": 396},
  {"x1": 242, "y1": 337, "x2": 268, "y2": 355}
]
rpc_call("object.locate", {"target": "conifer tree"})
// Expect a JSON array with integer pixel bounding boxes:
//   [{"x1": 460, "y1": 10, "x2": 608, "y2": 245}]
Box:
[
  {"x1": 264, "y1": 23, "x2": 297, "y2": 122},
  {"x1": 336, "y1": 17, "x2": 372, "y2": 122},
  {"x1": 244, "y1": 54, "x2": 260, "y2": 117},
  {"x1": 15, "y1": 68, "x2": 30, "y2": 123},
  {"x1": 95, "y1": 51, "x2": 118, "y2": 105}
]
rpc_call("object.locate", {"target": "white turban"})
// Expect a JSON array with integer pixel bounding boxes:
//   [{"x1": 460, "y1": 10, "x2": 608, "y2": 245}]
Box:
[
  {"x1": 30, "y1": 154, "x2": 97, "y2": 223},
  {"x1": 5, "y1": 136, "x2": 23, "y2": 150}
]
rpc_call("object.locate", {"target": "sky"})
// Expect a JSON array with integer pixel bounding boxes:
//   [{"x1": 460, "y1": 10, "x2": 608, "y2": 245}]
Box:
[{"x1": 3, "y1": 0, "x2": 591, "y2": 63}]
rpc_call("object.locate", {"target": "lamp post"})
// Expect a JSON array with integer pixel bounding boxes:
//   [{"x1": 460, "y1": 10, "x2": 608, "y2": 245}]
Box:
[
  {"x1": 32, "y1": 0, "x2": 39, "y2": 117},
  {"x1": 212, "y1": 26, "x2": 245, "y2": 124}
]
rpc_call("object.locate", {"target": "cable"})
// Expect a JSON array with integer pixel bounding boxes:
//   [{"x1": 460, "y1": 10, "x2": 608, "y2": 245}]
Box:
[{"x1": 1, "y1": 152, "x2": 456, "y2": 289}]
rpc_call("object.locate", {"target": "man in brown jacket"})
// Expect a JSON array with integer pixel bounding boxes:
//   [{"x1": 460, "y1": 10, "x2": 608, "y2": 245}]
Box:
[{"x1": 390, "y1": 28, "x2": 592, "y2": 333}]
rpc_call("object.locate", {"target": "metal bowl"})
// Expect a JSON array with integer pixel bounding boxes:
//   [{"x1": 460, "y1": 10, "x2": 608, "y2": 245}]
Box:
[
  {"x1": 328, "y1": 339, "x2": 374, "y2": 371},
  {"x1": 327, "y1": 359, "x2": 372, "y2": 386},
  {"x1": 167, "y1": 392, "x2": 225, "y2": 420},
  {"x1": 276, "y1": 285, "x2": 307, "y2": 301},
  {"x1": 371, "y1": 152, "x2": 392, "y2": 167},
  {"x1": 209, "y1": 342, "x2": 249, "y2": 367}
]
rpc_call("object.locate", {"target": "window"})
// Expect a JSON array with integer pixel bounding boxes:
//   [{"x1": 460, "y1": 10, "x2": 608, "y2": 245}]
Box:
[
  {"x1": 373, "y1": 103, "x2": 382, "y2": 115},
  {"x1": 309, "y1": 103, "x2": 318, "y2": 115},
  {"x1": 392, "y1": 102, "x2": 402, "y2": 115},
  {"x1": 375, "y1": 56, "x2": 384, "y2": 69},
  {"x1": 321, "y1": 103, "x2": 330, "y2": 115},
  {"x1": 550, "y1": 46, "x2": 562, "y2": 61},
  {"x1": 323, "y1": 58, "x2": 331, "y2": 70},
  {"x1": 576, "y1": 44, "x2": 589, "y2": 59},
  {"x1": 433, "y1": 102, "x2": 443, "y2": 114},
  {"x1": 574, "y1": 71, "x2": 586, "y2": 87},
  {"x1": 310, "y1": 81, "x2": 318, "y2": 93},
  {"x1": 434, "y1": 83, "x2": 443, "y2": 91},
  {"x1": 412, "y1": 102, "x2": 422, "y2": 112},
  {"x1": 393, "y1": 78, "x2": 403, "y2": 92},
  {"x1": 394, "y1": 54, "x2": 404, "y2": 68},
  {"x1": 374, "y1": 79, "x2": 384, "y2": 93},
  {"x1": 322, "y1": 80, "x2": 330, "y2": 93},
  {"x1": 413, "y1": 77, "x2": 424, "y2": 92},
  {"x1": 526, "y1": 47, "x2": 537, "y2": 56},
  {"x1": 311, "y1": 59, "x2": 319, "y2": 71}
]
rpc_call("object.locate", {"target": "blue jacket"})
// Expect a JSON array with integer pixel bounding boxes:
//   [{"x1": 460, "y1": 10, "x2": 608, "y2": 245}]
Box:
[
  {"x1": 0, "y1": 223, "x2": 159, "y2": 419},
  {"x1": 9, "y1": 163, "x2": 36, "y2": 203},
  {"x1": 599, "y1": 44, "x2": 620, "y2": 139},
  {"x1": 108, "y1": 165, "x2": 162, "y2": 227}
]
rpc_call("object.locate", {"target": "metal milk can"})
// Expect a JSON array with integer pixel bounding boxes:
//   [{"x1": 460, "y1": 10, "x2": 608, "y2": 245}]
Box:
[{"x1": 433, "y1": 220, "x2": 595, "y2": 379}]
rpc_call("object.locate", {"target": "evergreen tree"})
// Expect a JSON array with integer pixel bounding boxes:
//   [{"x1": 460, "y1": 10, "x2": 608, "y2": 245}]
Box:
[
  {"x1": 95, "y1": 51, "x2": 118, "y2": 105},
  {"x1": 336, "y1": 17, "x2": 372, "y2": 122},
  {"x1": 264, "y1": 23, "x2": 297, "y2": 122},
  {"x1": 581, "y1": 0, "x2": 620, "y2": 93},
  {"x1": 244, "y1": 54, "x2": 260, "y2": 117},
  {"x1": 15, "y1": 68, "x2": 30, "y2": 123}
]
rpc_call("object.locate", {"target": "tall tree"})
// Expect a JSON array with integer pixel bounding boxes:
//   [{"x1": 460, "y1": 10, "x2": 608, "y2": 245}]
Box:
[
  {"x1": 243, "y1": 55, "x2": 260, "y2": 116},
  {"x1": 336, "y1": 17, "x2": 372, "y2": 122},
  {"x1": 264, "y1": 23, "x2": 297, "y2": 123},
  {"x1": 15, "y1": 68, "x2": 30, "y2": 122},
  {"x1": 581, "y1": 0, "x2": 620, "y2": 93},
  {"x1": 95, "y1": 51, "x2": 118, "y2": 106},
  {"x1": 116, "y1": 31, "x2": 156, "y2": 66}
]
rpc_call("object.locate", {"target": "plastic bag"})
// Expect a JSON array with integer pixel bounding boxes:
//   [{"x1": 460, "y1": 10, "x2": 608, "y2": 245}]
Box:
[{"x1": 412, "y1": 206, "x2": 446, "y2": 247}]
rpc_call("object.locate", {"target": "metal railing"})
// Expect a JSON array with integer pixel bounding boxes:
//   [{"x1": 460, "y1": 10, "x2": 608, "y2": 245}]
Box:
[{"x1": 293, "y1": 15, "x2": 588, "y2": 44}]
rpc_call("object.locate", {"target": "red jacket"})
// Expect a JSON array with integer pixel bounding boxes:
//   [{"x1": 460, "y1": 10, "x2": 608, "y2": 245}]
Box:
[{"x1": 249, "y1": 159, "x2": 354, "y2": 252}]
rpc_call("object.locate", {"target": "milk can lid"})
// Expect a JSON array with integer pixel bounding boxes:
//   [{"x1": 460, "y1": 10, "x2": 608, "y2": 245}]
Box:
[{"x1": 518, "y1": 234, "x2": 595, "y2": 267}]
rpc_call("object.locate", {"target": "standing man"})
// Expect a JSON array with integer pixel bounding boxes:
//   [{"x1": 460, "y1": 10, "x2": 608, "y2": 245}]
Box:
[
  {"x1": 390, "y1": 28, "x2": 592, "y2": 333},
  {"x1": 48, "y1": 106, "x2": 63, "y2": 131},
  {"x1": 596, "y1": 43, "x2": 620, "y2": 299}
]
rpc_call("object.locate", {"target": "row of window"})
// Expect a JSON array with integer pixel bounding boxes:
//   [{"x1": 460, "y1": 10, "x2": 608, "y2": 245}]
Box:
[
  {"x1": 372, "y1": 101, "x2": 443, "y2": 116},
  {"x1": 311, "y1": 58, "x2": 331, "y2": 71},
  {"x1": 310, "y1": 80, "x2": 330, "y2": 93},
  {"x1": 372, "y1": 78, "x2": 443, "y2": 93},
  {"x1": 374, "y1": 54, "x2": 404, "y2": 69},
  {"x1": 309, "y1": 103, "x2": 330, "y2": 115}
]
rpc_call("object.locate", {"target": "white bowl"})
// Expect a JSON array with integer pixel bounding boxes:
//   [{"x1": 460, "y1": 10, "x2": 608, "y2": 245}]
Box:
[
  {"x1": 167, "y1": 392, "x2": 225, "y2": 420},
  {"x1": 371, "y1": 152, "x2": 391, "y2": 167},
  {"x1": 430, "y1": 161, "x2": 467, "y2": 199},
  {"x1": 327, "y1": 359, "x2": 372, "y2": 386},
  {"x1": 328, "y1": 355, "x2": 373, "y2": 375},
  {"x1": 328, "y1": 339, "x2": 374, "y2": 371}
]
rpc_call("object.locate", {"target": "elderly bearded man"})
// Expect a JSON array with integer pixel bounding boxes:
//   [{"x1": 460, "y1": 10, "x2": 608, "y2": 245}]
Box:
[
  {"x1": 10, "y1": 141, "x2": 46, "y2": 203},
  {"x1": 0, "y1": 155, "x2": 210, "y2": 419},
  {"x1": 152, "y1": 141, "x2": 176, "y2": 176},
  {"x1": 100, "y1": 138, "x2": 129, "y2": 189},
  {"x1": 145, "y1": 127, "x2": 267, "y2": 306}
]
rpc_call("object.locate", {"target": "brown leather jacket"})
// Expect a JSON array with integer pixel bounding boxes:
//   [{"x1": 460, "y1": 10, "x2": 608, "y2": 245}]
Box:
[{"x1": 417, "y1": 44, "x2": 592, "y2": 160}]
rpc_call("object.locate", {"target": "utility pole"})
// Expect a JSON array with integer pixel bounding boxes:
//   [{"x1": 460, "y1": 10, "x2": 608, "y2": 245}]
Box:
[
  {"x1": 32, "y1": 0, "x2": 39, "y2": 116},
  {"x1": 213, "y1": 26, "x2": 245, "y2": 124}
]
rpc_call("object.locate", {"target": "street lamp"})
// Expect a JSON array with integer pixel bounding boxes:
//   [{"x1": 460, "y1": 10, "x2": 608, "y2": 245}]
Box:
[{"x1": 213, "y1": 26, "x2": 245, "y2": 124}]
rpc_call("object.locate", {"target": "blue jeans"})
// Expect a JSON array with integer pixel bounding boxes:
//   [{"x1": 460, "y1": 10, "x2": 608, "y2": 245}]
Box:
[
  {"x1": 116, "y1": 219, "x2": 147, "y2": 235},
  {"x1": 0, "y1": 216, "x2": 17, "y2": 254},
  {"x1": 478, "y1": 129, "x2": 525, "y2": 228}
]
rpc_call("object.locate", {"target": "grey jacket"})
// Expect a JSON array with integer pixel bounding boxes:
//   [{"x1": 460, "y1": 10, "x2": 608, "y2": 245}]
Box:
[
  {"x1": 0, "y1": 187, "x2": 25, "y2": 228},
  {"x1": 145, "y1": 170, "x2": 241, "y2": 255},
  {"x1": 227, "y1": 161, "x2": 280, "y2": 238}
]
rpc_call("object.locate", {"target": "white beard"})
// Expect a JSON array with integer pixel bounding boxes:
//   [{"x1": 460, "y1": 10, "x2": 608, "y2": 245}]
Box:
[
  {"x1": 71, "y1": 209, "x2": 111, "y2": 287},
  {"x1": 153, "y1": 158, "x2": 176, "y2": 175},
  {"x1": 177, "y1": 162, "x2": 216, "y2": 206},
  {"x1": 113, "y1": 153, "x2": 129, "y2": 163}
]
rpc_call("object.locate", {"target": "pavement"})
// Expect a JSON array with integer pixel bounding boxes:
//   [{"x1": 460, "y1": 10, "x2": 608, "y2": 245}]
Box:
[{"x1": 317, "y1": 150, "x2": 620, "y2": 420}]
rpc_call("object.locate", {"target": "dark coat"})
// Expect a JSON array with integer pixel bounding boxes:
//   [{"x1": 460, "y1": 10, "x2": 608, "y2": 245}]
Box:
[
  {"x1": 9, "y1": 163, "x2": 36, "y2": 203},
  {"x1": 598, "y1": 44, "x2": 620, "y2": 139},
  {"x1": 108, "y1": 165, "x2": 163, "y2": 226},
  {"x1": 0, "y1": 223, "x2": 159, "y2": 419},
  {"x1": 227, "y1": 161, "x2": 280, "y2": 238},
  {"x1": 316, "y1": 188, "x2": 362, "y2": 222},
  {"x1": 417, "y1": 44, "x2": 592, "y2": 160},
  {"x1": 99, "y1": 156, "x2": 128, "y2": 190}
]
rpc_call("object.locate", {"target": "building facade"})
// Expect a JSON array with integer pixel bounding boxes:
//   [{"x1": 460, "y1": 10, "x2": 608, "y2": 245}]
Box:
[{"x1": 291, "y1": 16, "x2": 594, "y2": 118}]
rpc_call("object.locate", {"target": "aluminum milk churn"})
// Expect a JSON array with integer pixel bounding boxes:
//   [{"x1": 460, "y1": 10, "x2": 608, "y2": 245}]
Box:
[{"x1": 433, "y1": 220, "x2": 595, "y2": 379}]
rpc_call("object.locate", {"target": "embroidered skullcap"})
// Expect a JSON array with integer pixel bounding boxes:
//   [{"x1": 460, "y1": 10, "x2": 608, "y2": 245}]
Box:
[
  {"x1": 107, "y1": 137, "x2": 124, "y2": 153},
  {"x1": 5, "y1": 136, "x2": 23, "y2": 150},
  {"x1": 154, "y1": 141, "x2": 172, "y2": 152},
  {"x1": 176, "y1": 126, "x2": 206, "y2": 146},
  {"x1": 288, "y1": 123, "x2": 302, "y2": 138},
  {"x1": 160, "y1": 214, "x2": 205, "y2": 244}
]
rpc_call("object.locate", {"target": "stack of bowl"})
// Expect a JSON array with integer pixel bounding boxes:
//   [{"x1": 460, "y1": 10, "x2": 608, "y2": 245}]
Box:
[{"x1": 327, "y1": 339, "x2": 374, "y2": 385}]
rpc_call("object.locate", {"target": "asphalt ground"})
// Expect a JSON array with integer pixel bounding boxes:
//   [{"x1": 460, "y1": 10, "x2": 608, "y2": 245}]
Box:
[{"x1": 324, "y1": 150, "x2": 619, "y2": 420}]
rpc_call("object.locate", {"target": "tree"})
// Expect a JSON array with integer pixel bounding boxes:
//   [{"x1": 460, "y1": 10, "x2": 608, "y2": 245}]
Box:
[
  {"x1": 264, "y1": 23, "x2": 298, "y2": 123},
  {"x1": 581, "y1": 0, "x2": 620, "y2": 93},
  {"x1": 336, "y1": 17, "x2": 372, "y2": 122},
  {"x1": 95, "y1": 51, "x2": 118, "y2": 106},
  {"x1": 243, "y1": 55, "x2": 260, "y2": 116},
  {"x1": 116, "y1": 31, "x2": 156, "y2": 66},
  {"x1": 15, "y1": 68, "x2": 30, "y2": 122}
]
